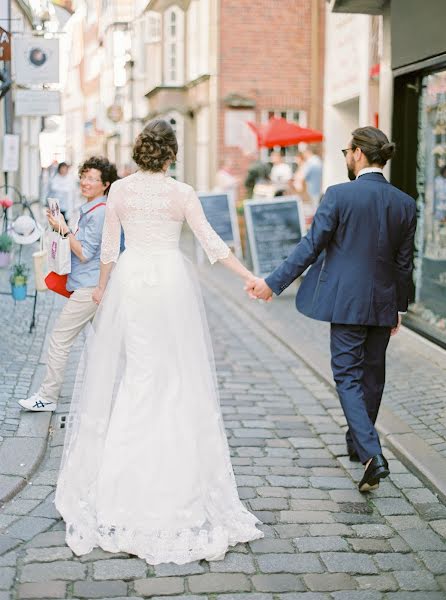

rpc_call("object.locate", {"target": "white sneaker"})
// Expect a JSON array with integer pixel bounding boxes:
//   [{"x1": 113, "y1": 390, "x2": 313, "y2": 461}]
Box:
[{"x1": 18, "y1": 393, "x2": 57, "y2": 412}]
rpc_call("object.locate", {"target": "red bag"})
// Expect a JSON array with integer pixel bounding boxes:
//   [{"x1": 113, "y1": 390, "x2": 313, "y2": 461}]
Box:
[
  {"x1": 45, "y1": 272, "x2": 73, "y2": 298},
  {"x1": 44, "y1": 201, "x2": 107, "y2": 299}
]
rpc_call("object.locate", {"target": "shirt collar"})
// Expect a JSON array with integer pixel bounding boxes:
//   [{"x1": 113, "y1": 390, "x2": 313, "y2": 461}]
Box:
[
  {"x1": 357, "y1": 167, "x2": 384, "y2": 178},
  {"x1": 80, "y1": 195, "x2": 107, "y2": 215}
]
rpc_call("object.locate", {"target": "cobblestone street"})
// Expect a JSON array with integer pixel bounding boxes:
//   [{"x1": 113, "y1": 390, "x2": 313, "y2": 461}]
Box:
[{"x1": 0, "y1": 276, "x2": 446, "y2": 599}]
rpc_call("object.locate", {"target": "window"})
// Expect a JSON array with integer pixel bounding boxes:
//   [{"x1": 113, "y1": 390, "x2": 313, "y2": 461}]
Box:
[
  {"x1": 147, "y1": 11, "x2": 161, "y2": 43},
  {"x1": 411, "y1": 69, "x2": 446, "y2": 345},
  {"x1": 146, "y1": 12, "x2": 162, "y2": 91},
  {"x1": 163, "y1": 6, "x2": 184, "y2": 86},
  {"x1": 187, "y1": 0, "x2": 199, "y2": 81},
  {"x1": 132, "y1": 17, "x2": 146, "y2": 75},
  {"x1": 113, "y1": 29, "x2": 131, "y2": 88},
  {"x1": 198, "y1": 0, "x2": 209, "y2": 75}
]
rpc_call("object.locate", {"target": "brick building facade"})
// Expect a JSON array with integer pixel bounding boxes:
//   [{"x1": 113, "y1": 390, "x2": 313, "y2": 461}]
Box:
[
  {"x1": 142, "y1": 0, "x2": 325, "y2": 193},
  {"x1": 218, "y1": 0, "x2": 325, "y2": 187}
]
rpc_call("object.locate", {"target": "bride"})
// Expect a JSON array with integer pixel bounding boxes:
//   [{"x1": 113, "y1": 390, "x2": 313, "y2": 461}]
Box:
[{"x1": 55, "y1": 119, "x2": 263, "y2": 565}]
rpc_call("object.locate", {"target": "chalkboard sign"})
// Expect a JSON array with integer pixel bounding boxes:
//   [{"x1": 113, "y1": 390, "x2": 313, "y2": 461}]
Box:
[
  {"x1": 197, "y1": 193, "x2": 241, "y2": 258},
  {"x1": 244, "y1": 196, "x2": 305, "y2": 276}
]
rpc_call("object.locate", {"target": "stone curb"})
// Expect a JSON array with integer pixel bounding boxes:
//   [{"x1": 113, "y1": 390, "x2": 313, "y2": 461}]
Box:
[
  {"x1": 201, "y1": 266, "x2": 446, "y2": 504},
  {"x1": 0, "y1": 361, "x2": 51, "y2": 505}
]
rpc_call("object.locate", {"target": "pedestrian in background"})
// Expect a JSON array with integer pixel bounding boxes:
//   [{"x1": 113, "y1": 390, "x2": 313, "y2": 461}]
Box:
[
  {"x1": 18, "y1": 157, "x2": 118, "y2": 413},
  {"x1": 297, "y1": 145, "x2": 323, "y2": 209},
  {"x1": 47, "y1": 162, "x2": 76, "y2": 223},
  {"x1": 214, "y1": 158, "x2": 239, "y2": 206},
  {"x1": 269, "y1": 151, "x2": 292, "y2": 196},
  {"x1": 244, "y1": 152, "x2": 271, "y2": 198}
]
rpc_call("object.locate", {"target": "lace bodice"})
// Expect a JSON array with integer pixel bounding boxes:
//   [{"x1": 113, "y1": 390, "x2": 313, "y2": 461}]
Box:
[{"x1": 100, "y1": 171, "x2": 231, "y2": 264}]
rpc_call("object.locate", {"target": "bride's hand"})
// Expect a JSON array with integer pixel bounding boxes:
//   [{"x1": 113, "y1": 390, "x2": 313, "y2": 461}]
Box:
[{"x1": 92, "y1": 286, "x2": 104, "y2": 306}]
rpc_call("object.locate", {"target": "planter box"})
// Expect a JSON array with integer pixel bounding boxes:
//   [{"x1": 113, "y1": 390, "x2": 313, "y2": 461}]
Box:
[
  {"x1": 0, "y1": 252, "x2": 11, "y2": 268},
  {"x1": 11, "y1": 284, "x2": 27, "y2": 301}
]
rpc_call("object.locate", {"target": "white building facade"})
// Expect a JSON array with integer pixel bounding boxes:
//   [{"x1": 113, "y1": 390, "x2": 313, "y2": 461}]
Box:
[{"x1": 322, "y1": 5, "x2": 384, "y2": 188}]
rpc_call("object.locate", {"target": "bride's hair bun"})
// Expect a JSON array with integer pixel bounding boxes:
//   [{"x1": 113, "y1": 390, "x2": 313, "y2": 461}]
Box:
[{"x1": 133, "y1": 120, "x2": 178, "y2": 172}]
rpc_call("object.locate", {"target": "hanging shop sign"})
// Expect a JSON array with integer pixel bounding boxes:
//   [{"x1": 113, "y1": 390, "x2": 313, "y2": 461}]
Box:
[
  {"x1": 0, "y1": 27, "x2": 11, "y2": 61},
  {"x1": 13, "y1": 37, "x2": 59, "y2": 85},
  {"x1": 15, "y1": 89, "x2": 61, "y2": 116}
]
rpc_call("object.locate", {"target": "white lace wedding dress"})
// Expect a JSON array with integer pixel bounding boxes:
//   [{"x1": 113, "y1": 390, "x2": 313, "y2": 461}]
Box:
[{"x1": 55, "y1": 171, "x2": 263, "y2": 565}]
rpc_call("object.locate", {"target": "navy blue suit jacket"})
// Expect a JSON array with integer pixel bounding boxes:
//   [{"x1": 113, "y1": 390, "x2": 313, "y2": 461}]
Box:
[{"x1": 265, "y1": 173, "x2": 417, "y2": 327}]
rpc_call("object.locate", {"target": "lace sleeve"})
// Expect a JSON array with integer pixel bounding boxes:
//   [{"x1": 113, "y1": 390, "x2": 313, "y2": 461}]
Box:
[
  {"x1": 100, "y1": 183, "x2": 121, "y2": 264},
  {"x1": 184, "y1": 187, "x2": 231, "y2": 264}
]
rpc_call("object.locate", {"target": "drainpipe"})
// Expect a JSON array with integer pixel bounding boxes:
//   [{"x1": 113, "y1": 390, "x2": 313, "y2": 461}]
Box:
[
  {"x1": 2, "y1": 0, "x2": 13, "y2": 188},
  {"x1": 310, "y1": 0, "x2": 320, "y2": 129}
]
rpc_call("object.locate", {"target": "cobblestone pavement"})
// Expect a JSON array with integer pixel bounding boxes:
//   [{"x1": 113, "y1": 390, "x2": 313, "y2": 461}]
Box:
[
  {"x1": 204, "y1": 266, "x2": 446, "y2": 462},
  {"x1": 0, "y1": 281, "x2": 445, "y2": 599},
  {"x1": 0, "y1": 242, "x2": 63, "y2": 502}
]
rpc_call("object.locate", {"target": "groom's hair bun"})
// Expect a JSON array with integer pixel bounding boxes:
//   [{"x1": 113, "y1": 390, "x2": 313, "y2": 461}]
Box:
[
  {"x1": 351, "y1": 126, "x2": 396, "y2": 167},
  {"x1": 133, "y1": 119, "x2": 178, "y2": 172}
]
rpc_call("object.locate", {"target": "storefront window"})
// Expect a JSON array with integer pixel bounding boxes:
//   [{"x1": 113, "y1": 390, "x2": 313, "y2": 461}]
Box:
[{"x1": 411, "y1": 69, "x2": 446, "y2": 344}]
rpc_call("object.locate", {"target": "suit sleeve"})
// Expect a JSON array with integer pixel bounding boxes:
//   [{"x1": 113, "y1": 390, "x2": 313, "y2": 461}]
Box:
[
  {"x1": 265, "y1": 187, "x2": 339, "y2": 295},
  {"x1": 395, "y1": 203, "x2": 417, "y2": 312}
]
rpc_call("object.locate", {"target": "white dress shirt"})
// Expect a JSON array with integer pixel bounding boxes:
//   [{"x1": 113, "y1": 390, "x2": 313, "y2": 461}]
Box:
[{"x1": 357, "y1": 167, "x2": 384, "y2": 178}]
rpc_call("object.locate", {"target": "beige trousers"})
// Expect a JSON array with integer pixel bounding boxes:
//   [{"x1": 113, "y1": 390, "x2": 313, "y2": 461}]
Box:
[{"x1": 39, "y1": 287, "x2": 97, "y2": 403}]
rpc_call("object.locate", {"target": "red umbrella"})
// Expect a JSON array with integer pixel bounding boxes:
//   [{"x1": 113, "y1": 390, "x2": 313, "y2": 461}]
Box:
[{"x1": 247, "y1": 117, "x2": 323, "y2": 148}]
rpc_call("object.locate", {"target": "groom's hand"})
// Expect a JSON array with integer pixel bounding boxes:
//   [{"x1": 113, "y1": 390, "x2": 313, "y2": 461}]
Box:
[
  {"x1": 391, "y1": 313, "x2": 402, "y2": 336},
  {"x1": 245, "y1": 277, "x2": 273, "y2": 302}
]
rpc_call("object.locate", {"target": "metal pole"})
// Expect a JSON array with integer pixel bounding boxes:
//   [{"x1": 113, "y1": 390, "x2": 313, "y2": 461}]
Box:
[
  {"x1": 2, "y1": 0, "x2": 13, "y2": 188},
  {"x1": 129, "y1": 58, "x2": 135, "y2": 144}
]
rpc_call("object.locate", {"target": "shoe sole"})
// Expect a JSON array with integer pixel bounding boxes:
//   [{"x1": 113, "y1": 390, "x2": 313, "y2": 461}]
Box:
[{"x1": 359, "y1": 467, "x2": 390, "y2": 493}]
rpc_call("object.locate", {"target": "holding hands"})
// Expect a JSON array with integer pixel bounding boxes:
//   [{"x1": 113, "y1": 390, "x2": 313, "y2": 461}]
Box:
[{"x1": 244, "y1": 276, "x2": 273, "y2": 302}]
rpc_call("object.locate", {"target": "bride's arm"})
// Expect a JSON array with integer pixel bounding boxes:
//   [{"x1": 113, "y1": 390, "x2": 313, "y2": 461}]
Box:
[
  {"x1": 219, "y1": 251, "x2": 252, "y2": 280},
  {"x1": 92, "y1": 184, "x2": 121, "y2": 305}
]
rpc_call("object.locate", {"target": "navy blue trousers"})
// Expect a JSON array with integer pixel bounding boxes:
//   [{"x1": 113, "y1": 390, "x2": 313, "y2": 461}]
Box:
[{"x1": 330, "y1": 324, "x2": 391, "y2": 464}]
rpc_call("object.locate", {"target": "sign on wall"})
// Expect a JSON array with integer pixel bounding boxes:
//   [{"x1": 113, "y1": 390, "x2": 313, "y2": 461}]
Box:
[
  {"x1": 15, "y1": 90, "x2": 62, "y2": 116},
  {"x1": 13, "y1": 37, "x2": 59, "y2": 85},
  {"x1": 244, "y1": 196, "x2": 305, "y2": 277}
]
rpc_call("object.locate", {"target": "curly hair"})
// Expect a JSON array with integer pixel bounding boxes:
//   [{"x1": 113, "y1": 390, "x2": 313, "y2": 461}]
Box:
[
  {"x1": 132, "y1": 120, "x2": 178, "y2": 172},
  {"x1": 78, "y1": 156, "x2": 118, "y2": 194},
  {"x1": 351, "y1": 126, "x2": 396, "y2": 167}
]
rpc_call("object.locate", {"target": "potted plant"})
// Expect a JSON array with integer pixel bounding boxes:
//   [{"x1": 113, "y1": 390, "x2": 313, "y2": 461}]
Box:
[
  {"x1": 0, "y1": 233, "x2": 13, "y2": 268},
  {"x1": 10, "y1": 263, "x2": 29, "y2": 301}
]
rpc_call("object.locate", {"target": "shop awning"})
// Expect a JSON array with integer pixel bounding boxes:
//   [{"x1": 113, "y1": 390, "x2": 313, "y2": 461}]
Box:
[{"x1": 247, "y1": 117, "x2": 323, "y2": 148}]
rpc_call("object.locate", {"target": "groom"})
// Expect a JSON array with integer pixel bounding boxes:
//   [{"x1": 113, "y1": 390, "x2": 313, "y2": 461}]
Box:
[{"x1": 246, "y1": 126, "x2": 417, "y2": 492}]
